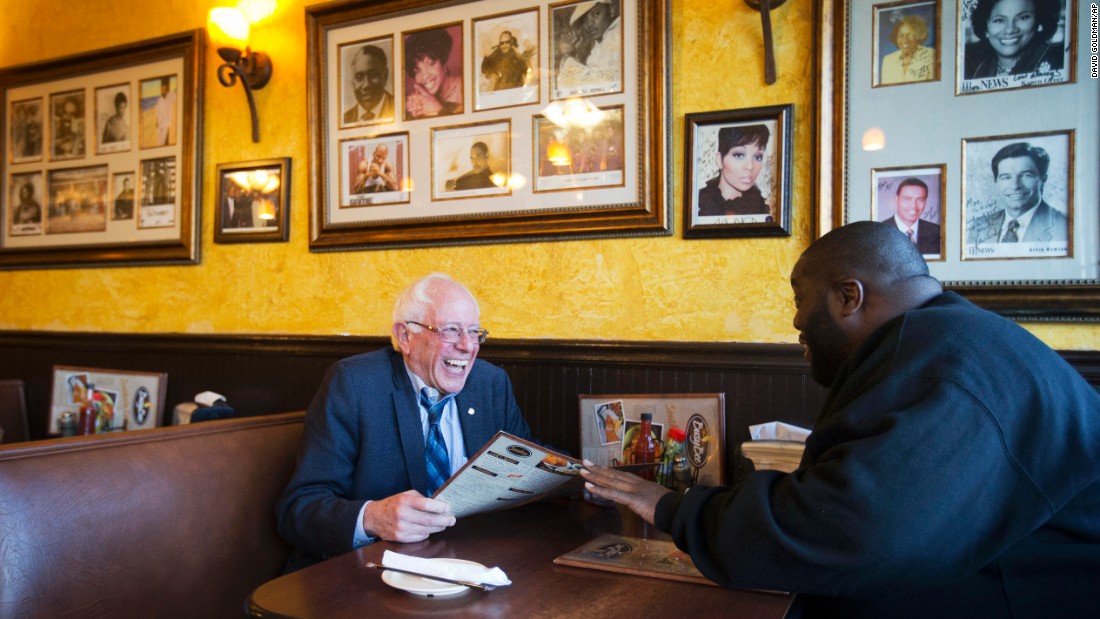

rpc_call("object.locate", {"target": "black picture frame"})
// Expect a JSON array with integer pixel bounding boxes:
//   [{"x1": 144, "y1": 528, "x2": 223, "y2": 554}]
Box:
[
  {"x1": 214, "y1": 158, "x2": 291, "y2": 244},
  {"x1": 681, "y1": 104, "x2": 793, "y2": 239}
]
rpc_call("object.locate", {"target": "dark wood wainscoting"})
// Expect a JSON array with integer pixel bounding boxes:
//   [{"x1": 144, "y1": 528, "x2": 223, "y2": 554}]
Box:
[{"x1": 2, "y1": 331, "x2": 1097, "y2": 479}]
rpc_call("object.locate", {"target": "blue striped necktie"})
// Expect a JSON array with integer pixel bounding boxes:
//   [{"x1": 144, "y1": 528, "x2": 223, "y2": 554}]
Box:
[{"x1": 419, "y1": 388, "x2": 452, "y2": 495}]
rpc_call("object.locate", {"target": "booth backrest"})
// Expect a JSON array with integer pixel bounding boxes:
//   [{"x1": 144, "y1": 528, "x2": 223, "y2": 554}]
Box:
[
  {"x1": 0, "y1": 379, "x2": 28, "y2": 443},
  {"x1": 0, "y1": 411, "x2": 304, "y2": 619}
]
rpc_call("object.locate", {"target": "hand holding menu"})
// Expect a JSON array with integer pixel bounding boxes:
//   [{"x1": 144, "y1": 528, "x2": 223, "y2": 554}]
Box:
[{"x1": 432, "y1": 432, "x2": 583, "y2": 518}]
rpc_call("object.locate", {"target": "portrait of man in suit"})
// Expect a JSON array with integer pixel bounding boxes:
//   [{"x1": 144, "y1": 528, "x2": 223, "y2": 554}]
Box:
[
  {"x1": 966, "y1": 141, "x2": 1068, "y2": 247},
  {"x1": 342, "y1": 43, "x2": 395, "y2": 126},
  {"x1": 880, "y1": 177, "x2": 941, "y2": 256}
]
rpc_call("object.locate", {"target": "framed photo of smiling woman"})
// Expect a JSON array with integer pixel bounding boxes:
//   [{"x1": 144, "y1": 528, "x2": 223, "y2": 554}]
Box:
[
  {"x1": 957, "y1": 0, "x2": 1074, "y2": 94},
  {"x1": 682, "y1": 104, "x2": 793, "y2": 239}
]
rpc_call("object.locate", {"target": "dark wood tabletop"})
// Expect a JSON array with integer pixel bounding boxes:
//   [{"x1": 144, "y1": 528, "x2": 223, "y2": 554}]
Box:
[{"x1": 249, "y1": 497, "x2": 791, "y2": 619}]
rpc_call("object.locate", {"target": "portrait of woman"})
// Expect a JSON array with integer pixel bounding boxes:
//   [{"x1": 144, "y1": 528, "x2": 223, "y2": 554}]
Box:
[
  {"x1": 879, "y1": 13, "x2": 936, "y2": 85},
  {"x1": 962, "y1": 0, "x2": 1066, "y2": 88},
  {"x1": 697, "y1": 124, "x2": 771, "y2": 218},
  {"x1": 101, "y1": 91, "x2": 129, "y2": 144},
  {"x1": 403, "y1": 25, "x2": 463, "y2": 120}
]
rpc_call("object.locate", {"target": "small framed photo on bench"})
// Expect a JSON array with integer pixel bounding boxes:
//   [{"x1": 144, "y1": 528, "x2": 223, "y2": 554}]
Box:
[{"x1": 49, "y1": 366, "x2": 167, "y2": 436}]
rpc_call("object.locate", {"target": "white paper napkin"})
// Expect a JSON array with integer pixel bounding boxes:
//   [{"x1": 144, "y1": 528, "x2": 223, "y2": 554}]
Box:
[{"x1": 381, "y1": 550, "x2": 512, "y2": 586}]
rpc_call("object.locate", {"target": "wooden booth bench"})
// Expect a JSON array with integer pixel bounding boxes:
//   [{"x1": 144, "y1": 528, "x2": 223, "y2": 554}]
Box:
[{"x1": 0, "y1": 411, "x2": 304, "y2": 619}]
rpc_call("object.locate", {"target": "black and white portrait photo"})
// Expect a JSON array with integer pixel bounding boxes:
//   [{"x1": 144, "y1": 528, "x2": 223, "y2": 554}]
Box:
[
  {"x1": 50, "y1": 90, "x2": 86, "y2": 161},
  {"x1": 958, "y1": 0, "x2": 1072, "y2": 94},
  {"x1": 139, "y1": 156, "x2": 176, "y2": 228},
  {"x1": 96, "y1": 83, "x2": 131, "y2": 154},
  {"x1": 339, "y1": 37, "x2": 395, "y2": 127},
  {"x1": 551, "y1": 0, "x2": 624, "y2": 99},
  {"x1": 112, "y1": 172, "x2": 135, "y2": 221},
  {"x1": 10, "y1": 98, "x2": 44, "y2": 164},
  {"x1": 962, "y1": 132, "x2": 1072, "y2": 259},
  {"x1": 8, "y1": 172, "x2": 44, "y2": 236},
  {"x1": 873, "y1": 166, "x2": 945, "y2": 260},
  {"x1": 473, "y1": 10, "x2": 539, "y2": 111}
]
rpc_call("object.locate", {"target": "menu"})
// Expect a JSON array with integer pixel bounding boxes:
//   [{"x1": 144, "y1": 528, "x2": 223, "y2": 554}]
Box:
[
  {"x1": 554, "y1": 533, "x2": 716, "y2": 586},
  {"x1": 432, "y1": 431, "x2": 584, "y2": 518}
]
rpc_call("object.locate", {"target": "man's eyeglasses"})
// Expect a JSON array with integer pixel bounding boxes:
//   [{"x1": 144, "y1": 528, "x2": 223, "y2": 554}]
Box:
[{"x1": 405, "y1": 321, "x2": 488, "y2": 344}]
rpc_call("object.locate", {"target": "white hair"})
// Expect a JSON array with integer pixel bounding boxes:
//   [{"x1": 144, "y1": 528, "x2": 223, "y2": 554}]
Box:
[{"x1": 390, "y1": 273, "x2": 480, "y2": 349}]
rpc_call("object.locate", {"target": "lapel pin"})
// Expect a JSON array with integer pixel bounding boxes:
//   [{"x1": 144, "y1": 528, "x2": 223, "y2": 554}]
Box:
[{"x1": 468, "y1": 407, "x2": 475, "y2": 416}]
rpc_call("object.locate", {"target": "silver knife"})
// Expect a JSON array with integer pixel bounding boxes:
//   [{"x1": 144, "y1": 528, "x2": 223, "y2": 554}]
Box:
[{"x1": 365, "y1": 561, "x2": 496, "y2": 591}]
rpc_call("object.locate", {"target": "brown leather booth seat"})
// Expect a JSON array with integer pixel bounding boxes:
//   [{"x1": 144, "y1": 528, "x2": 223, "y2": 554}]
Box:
[{"x1": 0, "y1": 411, "x2": 304, "y2": 619}]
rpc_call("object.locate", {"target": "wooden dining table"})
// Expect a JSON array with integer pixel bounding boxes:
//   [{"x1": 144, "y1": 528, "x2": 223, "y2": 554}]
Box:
[{"x1": 248, "y1": 496, "x2": 791, "y2": 619}]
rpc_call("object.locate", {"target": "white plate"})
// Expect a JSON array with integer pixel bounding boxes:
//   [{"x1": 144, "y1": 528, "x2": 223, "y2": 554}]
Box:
[{"x1": 380, "y1": 558, "x2": 483, "y2": 597}]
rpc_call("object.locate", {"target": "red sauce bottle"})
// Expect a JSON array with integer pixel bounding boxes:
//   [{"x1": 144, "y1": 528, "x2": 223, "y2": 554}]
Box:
[
  {"x1": 633, "y1": 413, "x2": 658, "y2": 480},
  {"x1": 79, "y1": 383, "x2": 98, "y2": 436}
]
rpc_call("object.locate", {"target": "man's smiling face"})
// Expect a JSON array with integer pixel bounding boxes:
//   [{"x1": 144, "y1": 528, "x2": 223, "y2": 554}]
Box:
[{"x1": 398, "y1": 281, "x2": 481, "y2": 395}]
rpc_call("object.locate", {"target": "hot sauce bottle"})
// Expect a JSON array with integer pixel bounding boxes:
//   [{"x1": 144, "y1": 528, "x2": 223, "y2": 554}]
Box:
[
  {"x1": 633, "y1": 412, "x2": 658, "y2": 481},
  {"x1": 78, "y1": 383, "x2": 98, "y2": 436}
]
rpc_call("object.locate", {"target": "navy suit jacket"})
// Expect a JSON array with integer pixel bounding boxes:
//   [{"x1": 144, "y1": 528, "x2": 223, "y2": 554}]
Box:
[
  {"x1": 276, "y1": 347, "x2": 532, "y2": 571},
  {"x1": 882, "y1": 216, "x2": 941, "y2": 255}
]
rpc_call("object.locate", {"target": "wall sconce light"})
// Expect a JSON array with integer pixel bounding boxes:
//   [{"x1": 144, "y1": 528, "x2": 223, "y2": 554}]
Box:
[
  {"x1": 209, "y1": 7, "x2": 273, "y2": 142},
  {"x1": 862, "y1": 127, "x2": 886, "y2": 151},
  {"x1": 744, "y1": 0, "x2": 787, "y2": 85}
]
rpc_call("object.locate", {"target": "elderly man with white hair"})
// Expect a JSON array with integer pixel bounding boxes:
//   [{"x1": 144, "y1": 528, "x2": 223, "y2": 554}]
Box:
[{"x1": 276, "y1": 273, "x2": 534, "y2": 572}]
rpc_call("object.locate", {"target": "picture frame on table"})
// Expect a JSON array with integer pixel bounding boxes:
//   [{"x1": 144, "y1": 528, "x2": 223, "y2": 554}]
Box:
[
  {"x1": 214, "y1": 158, "x2": 291, "y2": 244},
  {"x1": 0, "y1": 30, "x2": 203, "y2": 269},
  {"x1": 681, "y1": 104, "x2": 793, "y2": 239},
  {"x1": 48, "y1": 365, "x2": 167, "y2": 435},
  {"x1": 872, "y1": 164, "x2": 946, "y2": 261},
  {"x1": 305, "y1": 0, "x2": 669, "y2": 251},
  {"x1": 816, "y1": 0, "x2": 1098, "y2": 320},
  {"x1": 578, "y1": 393, "x2": 725, "y2": 488}
]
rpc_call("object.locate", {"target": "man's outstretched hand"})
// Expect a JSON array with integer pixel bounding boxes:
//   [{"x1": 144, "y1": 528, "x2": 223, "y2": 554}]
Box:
[{"x1": 580, "y1": 460, "x2": 672, "y2": 525}]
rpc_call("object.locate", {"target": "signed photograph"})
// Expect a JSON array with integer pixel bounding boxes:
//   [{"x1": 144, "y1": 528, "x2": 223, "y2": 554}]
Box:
[
  {"x1": 873, "y1": 0, "x2": 940, "y2": 86},
  {"x1": 431, "y1": 121, "x2": 510, "y2": 199},
  {"x1": 957, "y1": 0, "x2": 1072, "y2": 94},
  {"x1": 962, "y1": 131, "x2": 1072, "y2": 259},
  {"x1": 473, "y1": 10, "x2": 539, "y2": 111},
  {"x1": 403, "y1": 23, "x2": 465, "y2": 120},
  {"x1": 339, "y1": 37, "x2": 396, "y2": 128},
  {"x1": 872, "y1": 165, "x2": 945, "y2": 260}
]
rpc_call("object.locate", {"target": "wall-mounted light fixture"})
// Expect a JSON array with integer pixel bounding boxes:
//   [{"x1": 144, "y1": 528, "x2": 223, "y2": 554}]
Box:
[
  {"x1": 744, "y1": 0, "x2": 787, "y2": 85},
  {"x1": 209, "y1": 6, "x2": 273, "y2": 142}
]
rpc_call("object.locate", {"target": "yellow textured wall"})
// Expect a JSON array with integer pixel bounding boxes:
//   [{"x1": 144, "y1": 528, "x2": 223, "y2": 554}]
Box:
[{"x1": 0, "y1": 0, "x2": 1096, "y2": 349}]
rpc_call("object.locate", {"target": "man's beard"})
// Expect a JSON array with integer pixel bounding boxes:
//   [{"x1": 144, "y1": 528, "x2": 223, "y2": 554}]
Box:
[{"x1": 804, "y1": 305, "x2": 849, "y2": 388}]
